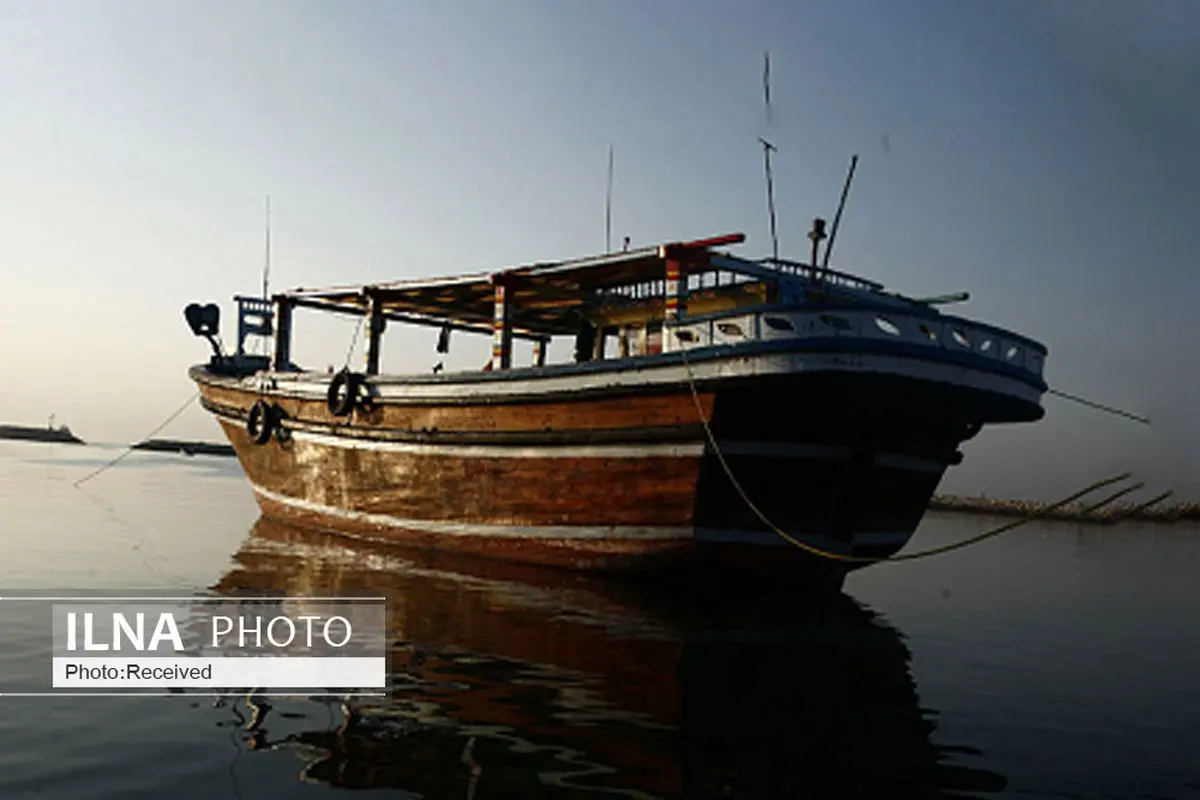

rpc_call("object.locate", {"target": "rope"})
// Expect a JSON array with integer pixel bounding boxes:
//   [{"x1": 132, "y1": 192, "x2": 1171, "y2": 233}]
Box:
[
  {"x1": 343, "y1": 316, "x2": 365, "y2": 370},
  {"x1": 73, "y1": 392, "x2": 200, "y2": 488},
  {"x1": 1047, "y1": 388, "x2": 1150, "y2": 426},
  {"x1": 674, "y1": 344, "x2": 1134, "y2": 564}
]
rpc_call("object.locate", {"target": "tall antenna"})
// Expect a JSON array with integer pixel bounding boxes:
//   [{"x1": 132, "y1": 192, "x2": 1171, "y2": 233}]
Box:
[
  {"x1": 262, "y1": 194, "x2": 272, "y2": 300},
  {"x1": 760, "y1": 138, "x2": 779, "y2": 261},
  {"x1": 605, "y1": 144, "x2": 614, "y2": 253},
  {"x1": 822, "y1": 154, "x2": 858, "y2": 270},
  {"x1": 763, "y1": 50, "x2": 772, "y2": 126},
  {"x1": 760, "y1": 51, "x2": 779, "y2": 261}
]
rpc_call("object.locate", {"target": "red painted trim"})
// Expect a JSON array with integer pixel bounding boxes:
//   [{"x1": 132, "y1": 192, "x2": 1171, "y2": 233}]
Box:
[{"x1": 679, "y1": 233, "x2": 746, "y2": 250}]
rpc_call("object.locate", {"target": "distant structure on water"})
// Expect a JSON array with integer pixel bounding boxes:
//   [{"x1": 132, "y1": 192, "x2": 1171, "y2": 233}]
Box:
[
  {"x1": 132, "y1": 438, "x2": 236, "y2": 458},
  {"x1": 0, "y1": 415, "x2": 84, "y2": 445}
]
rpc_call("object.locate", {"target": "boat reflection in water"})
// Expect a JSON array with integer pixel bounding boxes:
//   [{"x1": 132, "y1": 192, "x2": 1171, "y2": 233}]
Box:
[{"x1": 209, "y1": 516, "x2": 1007, "y2": 798}]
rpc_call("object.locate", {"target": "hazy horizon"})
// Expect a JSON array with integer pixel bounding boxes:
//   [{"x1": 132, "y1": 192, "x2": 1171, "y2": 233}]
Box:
[{"x1": 1, "y1": 0, "x2": 1196, "y2": 502}]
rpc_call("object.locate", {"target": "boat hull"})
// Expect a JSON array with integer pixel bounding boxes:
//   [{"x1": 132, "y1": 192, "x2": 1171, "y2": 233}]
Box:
[{"x1": 192, "y1": 346, "x2": 1037, "y2": 578}]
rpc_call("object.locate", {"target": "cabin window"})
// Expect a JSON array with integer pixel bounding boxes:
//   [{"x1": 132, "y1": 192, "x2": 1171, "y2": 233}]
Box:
[
  {"x1": 717, "y1": 322, "x2": 744, "y2": 338},
  {"x1": 874, "y1": 316, "x2": 901, "y2": 336},
  {"x1": 951, "y1": 327, "x2": 970, "y2": 347},
  {"x1": 919, "y1": 323, "x2": 937, "y2": 341},
  {"x1": 618, "y1": 325, "x2": 641, "y2": 358},
  {"x1": 763, "y1": 316, "x2": 794, "y2": 332},
  {"x1": 675, "y1": 330, "x2": 697, "y2": 343},
  {"x1": 1006, "y1": 345, "x2": 1020, "y2": 360},
  {"x1": 575, "y1": 322, "x2": 597, "y2": 363}
]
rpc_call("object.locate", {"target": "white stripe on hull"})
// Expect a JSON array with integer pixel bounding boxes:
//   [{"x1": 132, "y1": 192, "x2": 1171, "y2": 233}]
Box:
[
  {"x1": 218, "y1": 418, "x2": 947, "y2": 471},
  {"x1": 252, "y1": 484, "x2": 914, "y2": 550},
  {"x1": 253, "y1": 484, "x2": 692, "y2": 540},
  {"x1": 232, "y1": 350, "x2": 1042, "y2": 406},
  {"x1": 284, "y1": 428, "x2": 705, "y2": 459}
]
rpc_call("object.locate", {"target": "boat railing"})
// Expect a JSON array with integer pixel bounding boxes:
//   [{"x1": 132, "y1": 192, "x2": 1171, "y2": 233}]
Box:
[
  {"x1": 757, "y1": 258, "x2": 885, "y2": 293},
  {"x1": 664, "y1": 306, "x2": 1046, "y2": 380},
  {"x1": 234, "y1": 295, "x2": 274, "y2": 359}
]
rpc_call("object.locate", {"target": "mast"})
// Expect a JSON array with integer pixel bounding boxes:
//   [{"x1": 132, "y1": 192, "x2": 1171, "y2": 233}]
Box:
[
  {"x1": 262, "y1": 194, "x2": 271, "y2": 301},
  {"x1": 760, "y1": 52, "x2": 779, "y2": 261},
  {"x1": 605, "y1": 145, "x2": 614, "y2": 253},
  {"x1": 822, "y1": 154, "x2": 858, "y2": 271}
]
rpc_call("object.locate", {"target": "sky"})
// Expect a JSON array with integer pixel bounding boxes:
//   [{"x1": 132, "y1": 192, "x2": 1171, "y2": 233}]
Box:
[{"x1": 0, "y1": 0, "x2": 1196, "y2": 501}]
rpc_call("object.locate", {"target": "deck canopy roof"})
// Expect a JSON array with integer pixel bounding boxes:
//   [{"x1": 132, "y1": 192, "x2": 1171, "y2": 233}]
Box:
[{"x1": 277, "y1": 233, "x2": 766, "y2": 338}]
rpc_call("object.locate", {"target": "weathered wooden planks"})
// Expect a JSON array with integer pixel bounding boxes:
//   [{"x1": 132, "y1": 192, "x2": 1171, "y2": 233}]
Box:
[{"x1": 194, "y1": 364, "x2": 971, "y2": 572}]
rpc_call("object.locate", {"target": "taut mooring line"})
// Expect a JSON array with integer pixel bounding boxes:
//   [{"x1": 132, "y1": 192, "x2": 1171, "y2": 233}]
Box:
[
  {"x1": 676, "y1": 343, "x2": 1139, "y2": 563},
  {"x1": 1048, "y1": 388, "x2": 1150, "y2": 426},
  {"x1": 73, "y1": 392, "x2": 200, "y2": 488}
]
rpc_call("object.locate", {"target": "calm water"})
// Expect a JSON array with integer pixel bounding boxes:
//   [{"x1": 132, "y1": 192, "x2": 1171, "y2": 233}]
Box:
[{"x1": 1, "y1": 440, "x2": 1198, "y2": 799}]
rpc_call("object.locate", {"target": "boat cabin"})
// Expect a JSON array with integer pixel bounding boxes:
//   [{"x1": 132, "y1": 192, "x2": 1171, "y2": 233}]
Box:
[{"x1": 234, "y1": 232, "x2": 903, "y2": 377}]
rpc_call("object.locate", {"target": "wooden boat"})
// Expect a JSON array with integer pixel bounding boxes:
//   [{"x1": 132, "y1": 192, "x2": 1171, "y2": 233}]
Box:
[{"x1": 185, "y1": 227, "x2": 1047, "y2": 583}]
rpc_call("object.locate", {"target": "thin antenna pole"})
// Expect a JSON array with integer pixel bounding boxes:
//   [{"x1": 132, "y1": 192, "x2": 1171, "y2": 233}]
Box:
[
  {"x1": 605, "y1": 145, "x2": 614, "y2": 253},
  {"x1": 763, "y1": 51, "x2": 772, "y2": 126},
  {"x1": 822, "y1": 154, "x2": 858, "y2": 269},
  {"x1": 760, "y1": 52, "x2": 778, "y2": 261},
  {"x1": 262, "y1": 195, "x2": 272, "y2": 300},
  {"x1": 760, "y1": 138, "x2": 779, "y2": 261}
]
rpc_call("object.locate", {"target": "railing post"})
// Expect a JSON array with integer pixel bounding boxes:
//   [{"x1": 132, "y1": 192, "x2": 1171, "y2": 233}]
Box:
[
  {"x1": 364, "y1": 292, "x2": 386, "y2": 375},
  {"x1": 272, "y1": 298, "x2": 293, "y2": 371},
  {"x1": 237, "y1": 299, "x2": 249, "y2": 359},
  {"x1": 533, "y1": 337, "x2": 548, "y2": 367},
  {"x1": 661, "y1": 245, "x2": 685, "y2": 353},
  {"x1": 664, "y1": 252, "x2": 682, "y2": 323}
]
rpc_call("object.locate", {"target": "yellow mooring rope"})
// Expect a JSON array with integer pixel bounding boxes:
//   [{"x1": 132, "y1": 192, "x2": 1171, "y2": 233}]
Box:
[{"x1": 676, "y1": 346, "x2": 1135, "y2": 563}]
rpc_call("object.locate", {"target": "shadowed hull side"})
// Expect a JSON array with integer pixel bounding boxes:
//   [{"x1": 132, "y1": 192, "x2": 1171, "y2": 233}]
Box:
[
  {"x1": 220, "y1": 420, "x2": 859, "y2": 587},
  {"x1": 192, "y1": 359, "x2": 1010, "y2": 579}
]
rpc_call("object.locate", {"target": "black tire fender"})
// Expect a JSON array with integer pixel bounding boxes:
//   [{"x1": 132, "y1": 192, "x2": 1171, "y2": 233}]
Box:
[
  {"x1": 327, "y1": 369, "x2": 365, "y2": 416},
  {"x1": 246, "y1": 399, "x2": 275, "y2": 445}
]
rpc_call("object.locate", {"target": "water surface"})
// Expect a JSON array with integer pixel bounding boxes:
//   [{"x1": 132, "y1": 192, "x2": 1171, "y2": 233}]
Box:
[{"x1": 1, "y1": 441, "x2": 1198, "y2": 798}]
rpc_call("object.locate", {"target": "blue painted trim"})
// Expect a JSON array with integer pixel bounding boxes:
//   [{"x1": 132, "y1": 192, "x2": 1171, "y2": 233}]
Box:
[
  {"x1": 372, "y1": 336, "x2": 1048, "y2": 392},
  {"x1": 938, "y1": 314, "x2": 1049, "y2": 355},
  {"x1": 669, "y1": 303, "x2": 1048, "y2": 356}
]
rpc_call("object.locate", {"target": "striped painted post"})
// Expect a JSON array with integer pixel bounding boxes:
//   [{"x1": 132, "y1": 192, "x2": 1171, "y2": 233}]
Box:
[
  {"x1": 492, "y1": 282, "x2": 511, "y2": 370},
  {"x1": 664, "y1": 256, "x2": 682, "y2": 323},
  {"x1": 662, "y1": 250, "x2": 683, "y2": 353}
]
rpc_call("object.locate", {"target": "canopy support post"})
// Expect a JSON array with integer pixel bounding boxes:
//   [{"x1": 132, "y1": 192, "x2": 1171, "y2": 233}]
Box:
[
  {"x1": 364, "y1": 292, "x2": 386, "y2": 375},
  {"x1": 271, "y1": 298, "x2": 293, "y2": 371},
  {"x1": 492, "y1": 280, "x2": 512, "y2": 370},
  {"x1": 661, "y1": 246, "x2": 685, "y2": 352}
]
